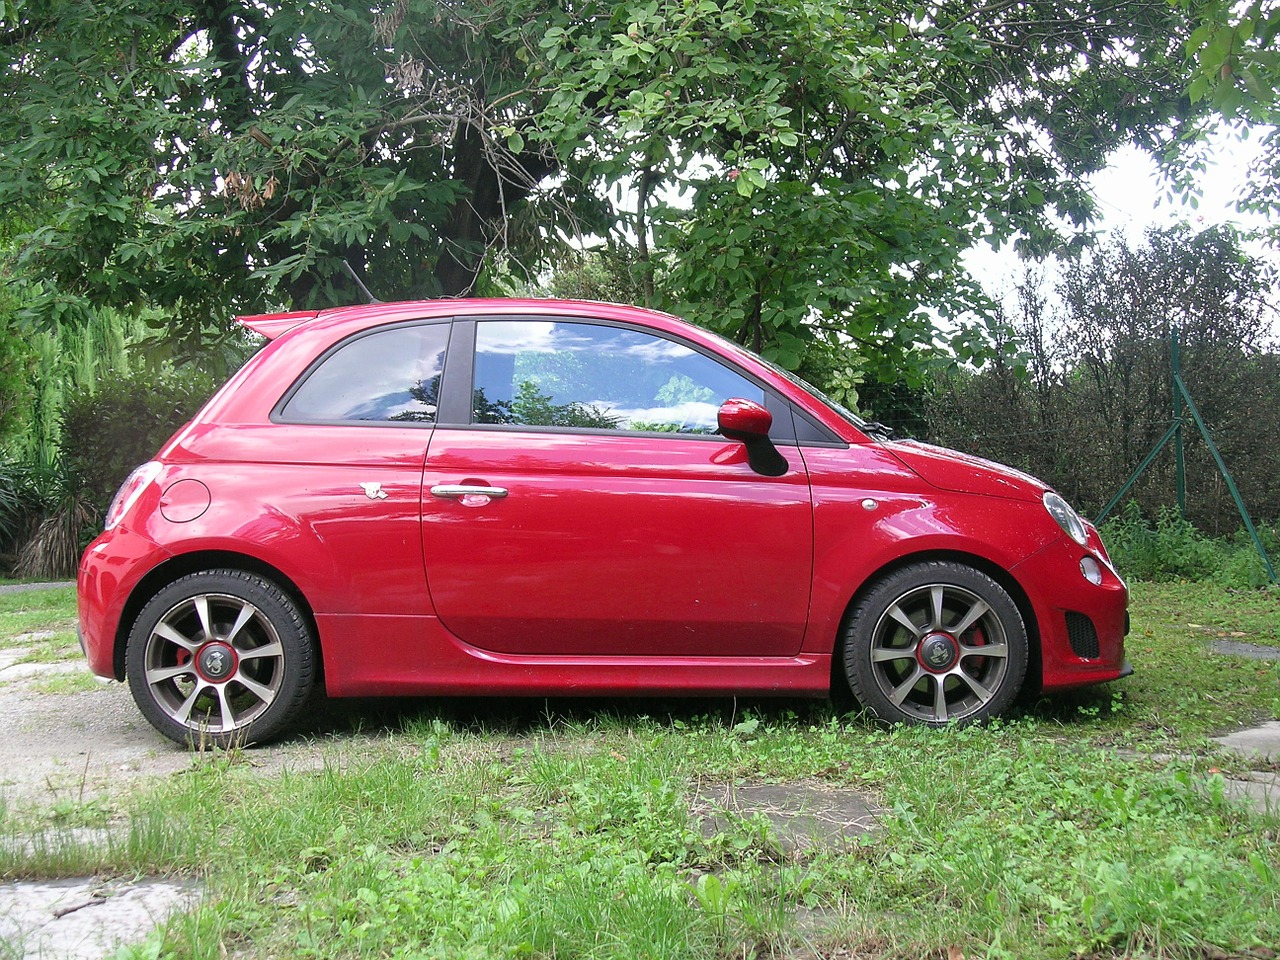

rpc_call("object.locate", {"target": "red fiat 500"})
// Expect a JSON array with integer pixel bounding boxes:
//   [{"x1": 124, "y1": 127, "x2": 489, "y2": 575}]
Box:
[{"x1": 78, "y1": 299, "x2": 1129, "y2": 745}]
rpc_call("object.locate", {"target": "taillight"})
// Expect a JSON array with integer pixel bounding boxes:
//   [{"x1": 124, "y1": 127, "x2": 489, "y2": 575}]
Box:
[{"x1": 104, "y1": 462, "x2": 162, "y2": 531}]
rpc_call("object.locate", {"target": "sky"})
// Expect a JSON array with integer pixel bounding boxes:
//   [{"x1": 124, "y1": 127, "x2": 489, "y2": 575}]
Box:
[
  {"x1": 1089, "y1": 132, "x2": 1264, "y2": 238},
  {"x1": 963, "y1": 126, "x2": 1273, "y2": 303}
]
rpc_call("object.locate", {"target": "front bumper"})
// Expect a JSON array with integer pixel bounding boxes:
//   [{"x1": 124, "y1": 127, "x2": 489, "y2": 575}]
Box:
[{"x1": 1011, "y1": 534, "x2": 1129, "y2": 691}]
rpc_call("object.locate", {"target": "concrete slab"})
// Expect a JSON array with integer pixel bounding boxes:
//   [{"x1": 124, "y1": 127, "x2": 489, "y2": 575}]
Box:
[
  {"x1": 1211, "y1": 639, "x2": 1280, "y2": 660},
  {"x1": 0, "y1": 876, "x2": 201, "y2": 960},
  {"x1": 692, "y1": 782, "x2": 881, "y2": 856},
  {"x1": 1214, "y1": 721, "x2": 1280, "y2": 764},
  {"x1": 1222, "y1": 773, "x2": 1280, "y2": 816}
]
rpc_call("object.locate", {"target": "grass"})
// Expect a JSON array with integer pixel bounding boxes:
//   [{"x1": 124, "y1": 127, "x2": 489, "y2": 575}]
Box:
[
  {"x1": 0, "y1": 584, "x2": 77, "y2": 646},
  {"x1": 0, "y1": 582, "x2": 1277, "y2": 959}
]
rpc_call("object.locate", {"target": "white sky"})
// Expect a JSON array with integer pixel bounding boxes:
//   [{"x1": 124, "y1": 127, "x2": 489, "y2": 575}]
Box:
[{"x1": 963, "y1": 125, "x2": 1274, "y2": 303}]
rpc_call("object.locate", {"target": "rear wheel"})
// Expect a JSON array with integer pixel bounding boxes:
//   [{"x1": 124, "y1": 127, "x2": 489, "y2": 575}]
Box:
[
  {"x1": 843, "y1": 562, "x2": 1028, "y2": 725},
  {"x1": 125, "y1": 569, "x2": 316, "y2": 747}
]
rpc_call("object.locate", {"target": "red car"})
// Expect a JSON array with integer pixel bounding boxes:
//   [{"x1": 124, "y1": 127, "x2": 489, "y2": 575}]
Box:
[{"x1": 78, "y1": 299, "x2": 1129, "y2": 745}]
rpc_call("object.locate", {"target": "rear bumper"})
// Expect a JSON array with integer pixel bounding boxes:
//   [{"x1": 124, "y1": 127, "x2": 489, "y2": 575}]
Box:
[{"x1": 77, "y1": 525, "x2": 170, "y2": 680}]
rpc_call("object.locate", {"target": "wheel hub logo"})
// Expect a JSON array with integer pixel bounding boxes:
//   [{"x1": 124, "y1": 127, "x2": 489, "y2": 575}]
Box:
[
  {"x1": 922, "y1": 636, "x2": 955, "y2": 669},
  {"x1": 204, "y1": 650, "x2": 228, "y2": 677}
]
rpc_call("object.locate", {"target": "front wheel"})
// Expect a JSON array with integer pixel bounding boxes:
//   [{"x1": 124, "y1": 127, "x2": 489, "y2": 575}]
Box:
[
  {"x1": 125, "y1": 569, "x2": 316, "y2": 747},
  {"x1": 843, "y1": 562, "x2": 1028, "y2": 725}
]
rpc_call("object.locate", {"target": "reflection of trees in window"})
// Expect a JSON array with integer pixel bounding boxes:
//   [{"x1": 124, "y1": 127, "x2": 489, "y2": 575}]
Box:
[
  {"x1": 473, "y1": 382, "x2": 621, "y2": 429},
  {"x1": 656, "y1": 373, "x2": 716, "y2": 406},
  {"x1": 628, "y1": 421, "x2": 689, "y2": 434},
  {"x1": 387, "y1": 378, "x2": 439, "y2": 422}
]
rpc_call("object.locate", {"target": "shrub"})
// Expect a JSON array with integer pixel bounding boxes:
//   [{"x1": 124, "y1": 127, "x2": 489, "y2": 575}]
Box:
[
  {"x1": 1102, "y1": 502, "x2": 1278, "y2": 587},
  {"x1": 1101, "y1": 502, "x2": 1227, "y2": 582},
  {"x1": 0, "y1": 369, "x2": 217, "y2": 578},
  {"x1": 0, "y1": 459, "x2": 41, "y2": 562},
  {"x1": 1212, "y1": 524, "x2": 1280, "y2": 589},
  {"x1": 0, "y1": 456, "x2": 95, "y2": 579},
  {"x1": 60, "y1": 369, "x2": 216, "y2": 519}
]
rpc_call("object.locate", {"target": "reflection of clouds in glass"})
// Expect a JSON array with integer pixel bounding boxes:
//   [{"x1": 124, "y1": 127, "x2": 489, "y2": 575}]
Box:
[
  {"x1": 477, "y1": 322, "x2": 694, "y2": 362},
  {"x1": 617, "y1": 338, "x2": 694, "y2": 363},
  {"x1": 478, "y1": 321, "x2": 572, "y2": 354},
  {"x1": 286, "y1": 326, "x2": 447, "y2": 421},
  {"x1": 304, "y1": 357, "x2": 440, "y2": 418},
  {"x1": 601, "y1": 400, "x2": 721, "y2": 430}
]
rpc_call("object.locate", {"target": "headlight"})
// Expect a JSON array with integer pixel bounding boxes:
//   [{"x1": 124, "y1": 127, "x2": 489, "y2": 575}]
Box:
[{"x1": 1043, "y1": 491, "x2": 1088, "y2": 546}]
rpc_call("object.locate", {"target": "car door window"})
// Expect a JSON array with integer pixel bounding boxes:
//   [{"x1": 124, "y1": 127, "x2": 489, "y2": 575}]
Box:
[
  {"x1": 280, "y1": 323, "x2": 449, "y2": 423},
  {"x1": 471, "y1": 320, "x2": 764, "y2": 434}
]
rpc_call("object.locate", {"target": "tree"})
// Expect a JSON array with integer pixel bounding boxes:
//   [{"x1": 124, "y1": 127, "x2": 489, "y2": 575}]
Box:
[
  {"x1": 1180, "y1": 0, "x2": 1280, "y2": 224},
  {"x1": 929, "y1": 224, "x2": 1280, "y2": 532},
  {"x1": 1, "y1": 0, "x2": 1201, "y2": 377}
]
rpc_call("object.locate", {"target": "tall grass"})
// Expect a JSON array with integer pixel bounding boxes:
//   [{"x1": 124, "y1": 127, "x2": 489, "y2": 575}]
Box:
[{"x1": 1101, "y1": 501, "x2": 1278, "y2": 587}]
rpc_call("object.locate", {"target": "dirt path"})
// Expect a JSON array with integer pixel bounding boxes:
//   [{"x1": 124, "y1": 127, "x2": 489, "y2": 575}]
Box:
[{"x1": 0, "y1": 645, "x2": 341, "y2": 810}]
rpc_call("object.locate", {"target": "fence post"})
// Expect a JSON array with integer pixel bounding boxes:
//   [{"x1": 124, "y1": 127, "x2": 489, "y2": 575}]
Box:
[{"x1": 1171, "y1": 327, "x2": 1186, "y2": 518}]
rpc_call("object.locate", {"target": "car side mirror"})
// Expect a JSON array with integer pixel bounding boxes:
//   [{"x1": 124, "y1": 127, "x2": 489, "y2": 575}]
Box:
[{"x1": 718, "y1": 399, "x2": 788, "y2": 477}]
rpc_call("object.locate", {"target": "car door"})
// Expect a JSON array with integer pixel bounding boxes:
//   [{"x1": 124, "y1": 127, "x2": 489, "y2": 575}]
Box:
[
  {"x1": 262, "y1": 320, "x2": 450, "y2": 614},
  {"x1": 421, "y1": 317, "x2": 814, "y2": 658}
]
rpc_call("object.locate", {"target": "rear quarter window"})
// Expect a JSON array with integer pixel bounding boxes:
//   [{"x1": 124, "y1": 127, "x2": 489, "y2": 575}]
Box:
[{"x1": 279, "y1": 323, "x2": 450, "y2": 424}]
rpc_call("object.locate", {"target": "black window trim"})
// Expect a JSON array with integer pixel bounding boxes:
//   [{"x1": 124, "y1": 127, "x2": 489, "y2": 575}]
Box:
[{"x1": 268, "y1": 311, "x2": 847, "y2": 447}]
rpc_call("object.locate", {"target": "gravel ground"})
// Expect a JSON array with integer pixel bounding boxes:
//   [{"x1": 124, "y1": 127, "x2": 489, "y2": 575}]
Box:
[{"x1": 0, "y1": 617, "x2": 345, "y2": 960}]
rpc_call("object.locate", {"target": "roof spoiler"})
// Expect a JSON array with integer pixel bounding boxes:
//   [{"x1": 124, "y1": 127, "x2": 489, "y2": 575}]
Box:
[{"x1": 237, "y1": 310, "x2": 320, "y2": 340}]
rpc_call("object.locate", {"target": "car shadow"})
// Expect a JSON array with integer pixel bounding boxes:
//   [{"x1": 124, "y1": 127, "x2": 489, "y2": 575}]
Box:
[
  {"x1": 290, "y1": 685, "x2": 1110, "y2": 745},
  {"x1": 295, "y1": 693, "x2": 857, "y2": 743}
]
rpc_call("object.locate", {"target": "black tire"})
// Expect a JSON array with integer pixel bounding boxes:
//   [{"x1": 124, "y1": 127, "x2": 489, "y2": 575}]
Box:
[
  {"x1": 125, "y1": 569, "x2": 316, "y2": 747},
  {"x1": 842, "y1": 561, "x2": 1028, "y2": 726}
]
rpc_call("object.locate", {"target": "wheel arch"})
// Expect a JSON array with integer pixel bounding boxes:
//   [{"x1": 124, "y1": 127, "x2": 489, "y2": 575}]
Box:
[
  {"x1": 831, "y1": 548, "x2": 1042, "y2": 694},
  {"x1": 111, "y1": 550, "x2": 320, "y2": 683}
]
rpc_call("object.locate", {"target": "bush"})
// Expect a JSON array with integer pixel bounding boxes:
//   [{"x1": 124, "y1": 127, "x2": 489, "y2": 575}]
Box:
[
  {"x1": 1102, "y1": 502, "x2": 1225, "y2": 582},
  {"x1": 0, "y1": 459, "x2": 41, "y2": 561},
  {"x1": 0, "y1": 369, "x2": 217, "y2": 578},
  {"x1": 0, "y1": 456, "x2": 94, "y2": 579},
  {"x1": 60, "y1": 369, "x2": 216, "y2": 519},
  {"x1": 1101, "y1": 501, "x2": 1278, "y2": 587},
  {"x1": 1212, "y1": 524, "x2": 1280, "y2": 589}
]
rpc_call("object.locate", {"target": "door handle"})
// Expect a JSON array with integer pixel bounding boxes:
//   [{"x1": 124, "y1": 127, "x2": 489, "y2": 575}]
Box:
[{"x1": 430, "y1": 484, "x2": 509, "y2": 500}]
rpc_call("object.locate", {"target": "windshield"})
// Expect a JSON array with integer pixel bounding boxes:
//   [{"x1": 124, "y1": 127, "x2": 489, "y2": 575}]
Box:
[{"x1": 746, "y1": 352, "x2": 899, "y2": 438}]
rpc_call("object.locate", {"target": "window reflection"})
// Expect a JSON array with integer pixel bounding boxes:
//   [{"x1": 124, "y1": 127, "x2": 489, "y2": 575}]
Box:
[
  {"x1": 472, "y1": 321, "x2": 762, "y2": 434},
  {"x1": 283, "y1": 324, "x2": 449, "y2": 423}
]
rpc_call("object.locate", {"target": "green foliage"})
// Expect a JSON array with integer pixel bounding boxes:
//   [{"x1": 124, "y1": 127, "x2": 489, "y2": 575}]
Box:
[
  {"x1": 1184, "y1": 0, "x2": 1280, "y2": 119},
  {"x1": 0, "y1": 459, "x2": 86, "y2": 575},
  {"x1": 0, "y1": 0, "x2": 1202, "y2": 379},
  {"x1": 928, "y1": 225, "x2": 1280, "y2": 534},
  {"x1": 11, "y1": 465, "x2": 95, "y2": 580},
  {"x1": 1101, "y1": 502, "x2": 1228, "y2": 582},
  {"x1": 1101, "y1": 502, "x2": 1279, "y2": 587},
  {"x1": 1180, "y1": 2, "x2": 1280, "y2": 230},
  {"x1": 60, "y1": 369, "x2": 216, "y2": 518},
  {"x1": 0, "y1": 461, "x2": 34, "y2": 552},
  {"x1": 1, "y1": 308, "x2": 155, "y2": 466},
  {"x1": 531, "y1": 248, "x2": 652, "y2": 307}
]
